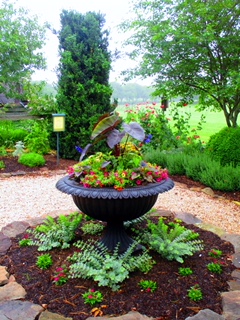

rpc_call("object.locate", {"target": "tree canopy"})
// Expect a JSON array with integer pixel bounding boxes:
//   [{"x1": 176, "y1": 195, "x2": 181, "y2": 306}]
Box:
[
  {"x1": 0, "y1": 0, "x2": 47, "y2": 98},
  {"x1": 56, "y1": 10, "x2": 113, "y2": 159},
  {"x1": 122, "y1": 0, "x2": 240, "y2": 127}
]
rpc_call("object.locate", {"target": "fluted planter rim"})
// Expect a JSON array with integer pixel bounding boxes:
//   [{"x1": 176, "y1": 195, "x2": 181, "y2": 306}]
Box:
[{"x1": 56, "y1": 176, "x2": 174, "y2": 199}]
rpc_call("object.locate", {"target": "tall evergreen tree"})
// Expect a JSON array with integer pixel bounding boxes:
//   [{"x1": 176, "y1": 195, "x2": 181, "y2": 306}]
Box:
[{"x1": 57, "y1": 10, "x2": 113, "y2": 159}]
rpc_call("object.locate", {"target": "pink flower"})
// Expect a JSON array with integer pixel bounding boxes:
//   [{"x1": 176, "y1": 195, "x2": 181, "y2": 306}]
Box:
[
  {"x1": 161, "y1": 172, "x2": 169, "y2": 180},
  {"x1": 136, "y1": 180, "x2": 142, "y2": 185},
  {"x1": 88, "y1": 295, "x2": 93, "y2": 299},
  {"x1": 54, "y1": 277, "x2": 59, "y2": 282},
  {"x1": 56, "y1": 267, "x2": 63, "y2": 272},
  {"x1": 67, "y1": 166, "x2": 75, "y2": 175}
]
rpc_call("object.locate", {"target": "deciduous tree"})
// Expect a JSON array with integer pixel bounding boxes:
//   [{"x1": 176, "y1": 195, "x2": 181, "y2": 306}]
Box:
[
  {"x1": 122, "y1": 0, "x2": 240, "y2": 127},
  {"x1": 0, "y1": 0, "x2": 46, "y2": 98}
]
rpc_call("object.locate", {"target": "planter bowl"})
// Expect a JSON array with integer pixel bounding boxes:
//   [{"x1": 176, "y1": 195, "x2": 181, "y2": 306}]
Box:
[{"x1": 56, "y1": 176, "x2": 174, "y2": 252}]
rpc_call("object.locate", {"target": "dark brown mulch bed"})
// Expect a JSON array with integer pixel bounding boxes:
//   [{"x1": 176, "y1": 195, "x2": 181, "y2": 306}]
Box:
[{"x1": 0, "y1": 216, "x2": 236, "y2": 320}]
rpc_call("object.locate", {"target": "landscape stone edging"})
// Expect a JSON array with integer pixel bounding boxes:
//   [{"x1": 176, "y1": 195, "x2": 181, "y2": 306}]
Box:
[{"x1": 0, "y1": 211, "x2": 239, "y2": 320}]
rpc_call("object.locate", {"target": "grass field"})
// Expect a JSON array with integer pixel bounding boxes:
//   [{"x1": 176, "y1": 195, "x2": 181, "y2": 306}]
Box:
[{"x1": 117, "y1": 103, "x2": 229, "y2": 143}]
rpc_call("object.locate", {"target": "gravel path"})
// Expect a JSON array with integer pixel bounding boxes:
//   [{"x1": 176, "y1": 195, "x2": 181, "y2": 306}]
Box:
[{"x1": 0, "y1": 173, "x2": 239, "y2": 234}]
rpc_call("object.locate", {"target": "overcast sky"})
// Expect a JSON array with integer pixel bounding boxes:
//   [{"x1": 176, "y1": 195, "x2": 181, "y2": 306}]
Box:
[{"x1": 10, "y1": 0, "x2": 138, "y2": 85}]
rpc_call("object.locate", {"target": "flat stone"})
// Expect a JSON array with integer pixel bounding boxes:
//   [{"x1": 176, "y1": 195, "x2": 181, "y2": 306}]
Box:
[
  {"x1": 0, "y1": 233, "x2": 11, "y2": 256},
  {"x1": 232, "y1": 269, "x2": 240, "y2": 281},
  {"x1": 232, "y1": 253, "x2": 240, "y2": 268},
  {"x1": 221, "y1": 234, "x2": 240, "y2": 253},
  {"x1": 150, "y1": 209, "x2": 173, "y2": 217},
  {"x1": 228, "y1": 280, "x2": 240, "y2": 291},
  {"x1": 185, "y1": 308, "x2": 225, "y2": 319},
  {"x1": 1, "y1": 221, "x2": 30, "y2": 238},
  {"x1": 0, "y1": 300, "x2": 43, "y2": 320},
  {"x1": 87, "y1": 311, "x2": 153, "y2": 320},
  {"x1": 174, "y1": 212, "x2": 202, "y2": 225},
  {"x1": 202, "y1": 187, "x2": 215, "y2": 196},
  {"x1": 0, "y1": 266, "x2": 9, "y2": 285},
  {"x1": 39, "y1": 310, "x2": 73, "y2": 320},
  {"x1": 11, "y1": 171, "x2": 26, "y2": 176},
  {"x1": 197, "y1": 223, "x2": 226, "y2": 237},
  {"x1": 222, "y1": 290, "x2": 240, "y2": 320},
  {"x1": 189, "y1": 187, "x2": 202, "y2": 192},
  {"x1": 0, "y1": 282, "x2": 26, "y2": 301}
]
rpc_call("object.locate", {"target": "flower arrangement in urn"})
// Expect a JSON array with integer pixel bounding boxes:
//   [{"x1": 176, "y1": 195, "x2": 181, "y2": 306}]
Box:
[{"x1": 67, "y1": 112, "x2": 168, "y2": 191}]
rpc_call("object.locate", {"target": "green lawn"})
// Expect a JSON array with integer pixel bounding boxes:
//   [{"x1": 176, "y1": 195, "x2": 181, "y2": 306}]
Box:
[
  {"x1": 166, "y1": 105, "x2": 227, "y2": 143},
  {"x1": 117, "y1": 103, "x2": 228, "y2": 143}
]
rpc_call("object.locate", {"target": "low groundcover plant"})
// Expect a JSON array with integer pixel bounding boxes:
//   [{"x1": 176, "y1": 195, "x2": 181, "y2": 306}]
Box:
[
  {"x1": 67, "y1": 112, "x2": 168, "y2": 190},
  {"x1": 82, "y1": 289, "x2": 104, "y2": 306}
]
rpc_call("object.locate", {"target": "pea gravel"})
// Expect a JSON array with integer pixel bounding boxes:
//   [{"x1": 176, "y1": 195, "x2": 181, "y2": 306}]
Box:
[{"x1": 0, "y1": 173, "x2": 239, "y2": 234}]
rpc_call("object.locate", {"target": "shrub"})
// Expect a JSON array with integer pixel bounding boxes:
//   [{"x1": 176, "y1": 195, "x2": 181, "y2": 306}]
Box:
[
  {"x1": 0, "y1": 128, "x2": 28, "y2": 148},
  {"x1": 143, "y1": 218, "x2": 203, "y2": 263},
  {"x1": 207, "y1": 262, "x2": 223, "y2": 274},
  {"x1": 18, "y1": 153, "x2": 46, "y2": 167},
  {"x1": 200, "y1": 162, "x2": 240, "y2": 191},
  {"x1": 28, "y1": 212, "x2": 83, "y2": 251},
  {"x1": 68, "y1": 240, "x2": 154, "y2": 291},
  {"x1": 205, "y1": 127, "x2": 240, "y2": 167},
  {"x1": 144, "y1": 148, "x2": 240, "y2": 192},
  {"x1": 24, "y1": 120, "x2": 50, "y2": 155},
  {"x1": 178, "y1": 267, "x2": 193, "y2": 276},
  {"x1": 144, "y1": 149, "x2": 186, "y2": 175},
  {"x1": 36, "y1": 253, "x2": 53, "y2": 269},
  {"x1": 188, "y1": 285, "x2": 203, "y2": 301}
]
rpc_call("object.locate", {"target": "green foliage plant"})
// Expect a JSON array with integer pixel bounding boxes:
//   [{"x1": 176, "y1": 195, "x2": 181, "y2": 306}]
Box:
[
  {"x1": 24, "y1": 120, "x2": 50, "y2": 155},
  {"x1": 124, "y1": 104, "x2": 177, "y2": 151},
  {"x1": 57, "y1": 10, "x2": 113, "y2": 159},
  {"x1": 53, "y1": 265, "x2": 69, "y2": 286},
  {"x1": 122, "y1": 0, "x2": 240, "y2": 127},
  {"x1": 0, "y1": 127, "x2": 28, "y2": 148},
  {"x1": 82, "y1": 289, "x2": 104, "y2": 306},
  {"x1": 145, "y1": 148, "x2": 240, "y2": 192},
  {"x1": 143, "y1": 218, "x2": 203, "y2": 263},
  {"x1": 0, "y1": 146, "x2": 7, "y2": 156},
  {"x1": 19, "y1": 239, "x2": 31, "y2": 247},
  {"x1": 68, "y1": 112, "x2": 168, "y2": 190},
  {"x1": 138, "y1": 280, "x2": 157, "y2": 292},
  {"x1": 81, "y1": 222, "x2": 104, "y2": 235},
  {"x1": 187, "y1": 284, "x2": 203, "y2": 302},
  {"x1": 207, "y1": 262, "x2": 223, "y2": 274},
  {"x1": 18, "y1": 152, "x2": 45, "y2": 167},
  {"x1": 0, "y1": 1, "x2": 46, "y2": 97},
  {"x1": 68, "y1": 240, "x2": 155, "y2": 291},
  {"x1": 178, "y1": 267, "x2": 193, "y2": 276},
  {"x1": 0, "y1": 160, "x2": 5, "y2": 169},
  {"x1": 205, "y1": 127, "x2": 240, "y2": 167},
  {"x1": 36, "y1": 253, "x2": 53, "y2": 270},
  {"x1": 28, "y1": 212, "x2": 83, "y2": 251},
  {"x1": 208, "y1": 249, "x2": 222, "y2": 258},
  {"x1": 12, "y1": 141, "x2": 25, "y2": 158}
]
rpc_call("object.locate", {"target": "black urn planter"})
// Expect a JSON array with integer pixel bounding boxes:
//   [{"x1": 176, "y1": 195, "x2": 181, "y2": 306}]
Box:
[{"x1": 56, "y1": 176, "x2": 174, "y2": 253}]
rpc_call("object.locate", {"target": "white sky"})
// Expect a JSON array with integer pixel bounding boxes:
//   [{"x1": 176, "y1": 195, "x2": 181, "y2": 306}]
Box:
[{"x1": 9, "y1": 0, "x2": 141, "y2": 85}]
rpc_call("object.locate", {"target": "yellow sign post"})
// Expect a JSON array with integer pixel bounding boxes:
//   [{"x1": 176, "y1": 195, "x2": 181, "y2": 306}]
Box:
[{"x1": 52, "y1": 114, "x2": 66, "y2": 165}]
